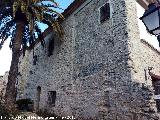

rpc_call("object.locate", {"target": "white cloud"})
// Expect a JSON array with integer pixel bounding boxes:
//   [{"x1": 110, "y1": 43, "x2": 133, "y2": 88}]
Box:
[{"x1": 0, "y1": 40, "x2": 12, "y2": 75}]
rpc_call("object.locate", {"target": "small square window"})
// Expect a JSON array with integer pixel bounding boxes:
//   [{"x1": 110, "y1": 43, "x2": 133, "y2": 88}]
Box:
[
  {"x1": 48, "y1": 91, "x2": 56, "y2": 106},
  {"x1": 100, "y1": 3, "x2": 110, "y2": 23}
]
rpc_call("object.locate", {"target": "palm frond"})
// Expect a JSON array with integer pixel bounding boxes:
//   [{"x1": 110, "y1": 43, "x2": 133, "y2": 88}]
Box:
[
  {"x1": 52, "y1": 20, "x2": 64, "y2": 38},
  {"x1": 41, "y1": 19, "x2": 52, "y2": 26},
  {"x1": 0, "y1": 0, "x2": 64, "y2": 53},
  {"x1": 34, "y1": 0, "x2": 58, "y2": 7},
  {"x1": 0, "y1": 20, "x2": 14, "y2": 41},
  {"x1": 12, "y1": 1, "x2": 19, "y2": 18},
  {"x1": 40, "y1": 2, "x2": 64, "y2": 10},
  {"x1": 32, "y1": 6, "x2": 43, "y2": 21},
  {"x1": 35, "y1": 24, "x2": 45, "y2": 47},
  {"x1": 0, "y1": 8, "x2": 12, "y2": 23},
  {"x1": 33, "y1": 4, "x2": 64, "y2": 19}
]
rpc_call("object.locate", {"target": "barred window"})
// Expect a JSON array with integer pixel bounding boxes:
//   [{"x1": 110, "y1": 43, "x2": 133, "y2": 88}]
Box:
[
  {"x1": 100, "y1": 3, "x2": 110, "y2": 23},
  {"x1": 48, "y1": 91, "x2": 56, "y2": 106}
]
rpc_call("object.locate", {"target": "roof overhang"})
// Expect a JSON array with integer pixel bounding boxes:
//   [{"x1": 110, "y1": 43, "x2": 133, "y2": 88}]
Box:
[
  {"x1": 136, "y1": 0, "x2": 149, "y2": 9},
  {"x1": 150, "y1": 72, "x2": 160, "y2": 81},
  {"x1": 136, "y1": 0, "x2": 160, "y2": 9}
]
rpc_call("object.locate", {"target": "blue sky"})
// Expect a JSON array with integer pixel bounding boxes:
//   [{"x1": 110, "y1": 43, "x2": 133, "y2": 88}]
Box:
[
  {"x1": 0, "y1": 0, "x2": 74, "y2": 75},
  {"x1": 39, "y1": 0, "x2": 74, "y2": 31}
]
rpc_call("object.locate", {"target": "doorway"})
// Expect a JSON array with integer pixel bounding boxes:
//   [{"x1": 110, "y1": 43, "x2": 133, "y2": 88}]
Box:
[{"x1": 35, "y1": 86, "x2": 41, "y2": 111}]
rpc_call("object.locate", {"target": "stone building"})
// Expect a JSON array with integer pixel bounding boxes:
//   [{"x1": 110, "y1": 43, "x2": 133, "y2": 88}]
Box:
[
  {"x1": 0, "y1": 72, "x2": 8, "y2": 98},
  {"x1": 16, "y1": 0, "x2": 160, "y2": 119}
]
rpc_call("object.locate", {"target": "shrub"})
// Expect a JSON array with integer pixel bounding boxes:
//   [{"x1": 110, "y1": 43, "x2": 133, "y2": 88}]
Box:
[
  {"x1": 16, "y1": 99, "x2": 33, "y2": 111},
  {"x1": 0, "y1": 103, "x2": 13, "y2": 120}
]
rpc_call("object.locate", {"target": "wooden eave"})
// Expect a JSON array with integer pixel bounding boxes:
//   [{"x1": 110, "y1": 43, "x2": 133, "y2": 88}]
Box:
[
  {"x1": 27, "y1": 0, "x2": 87, "y2": 50},
  {"x1": 28, "y1": 0, "x2": 158, "y2": 50},
  {"x1": 150, "y1": 72, "x2": 160, "y2": 81},
  {"x1": 136, "y1": 0, "x2": 160, "y2": 9},
  {"x1": 136, "y1": 0, "x2": 149, "y2": 9}
]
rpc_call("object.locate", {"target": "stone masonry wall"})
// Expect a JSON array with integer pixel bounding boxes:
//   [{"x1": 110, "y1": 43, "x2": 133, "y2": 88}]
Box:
[
  {"x1": 17, "y1": 0, "x2": 160, "y2": 119},
  {"x1": 0, "y1": 72, "x2": 8, "y2": 97},
  {"x1": 125, "y1": 0, "x2": 160, "y2": 85},
  {"x1": 139, "y1": 40, "x2": 160, "y2": 85}
]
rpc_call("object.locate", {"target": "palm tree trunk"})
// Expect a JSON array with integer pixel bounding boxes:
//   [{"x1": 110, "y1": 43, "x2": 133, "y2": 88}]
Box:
[{"x1": 5, "y1": 21, "x2": 25, "y2": 111}]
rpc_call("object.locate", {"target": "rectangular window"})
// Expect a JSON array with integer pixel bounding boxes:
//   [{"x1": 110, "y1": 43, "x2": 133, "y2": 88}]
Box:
[
  {"x1": 104, "y1": 91, "x2": 110, "y2": 107},
  {"x1": 48, "y1": 91, "x2": 56, "y2": 106},
  {"x1": 100, "y1": 2, "x2": 110, "y2": 23}
]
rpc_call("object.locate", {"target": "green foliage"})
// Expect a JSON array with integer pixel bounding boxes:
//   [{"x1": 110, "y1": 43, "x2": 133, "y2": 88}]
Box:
[{"x1": 0, "y1": 0, "x2": 64, "y2": 55}]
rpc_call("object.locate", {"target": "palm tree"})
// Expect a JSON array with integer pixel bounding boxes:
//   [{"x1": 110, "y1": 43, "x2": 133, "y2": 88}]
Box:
[{"x1": 0, "y1": 0, "x2": 64, "y2": 111}]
